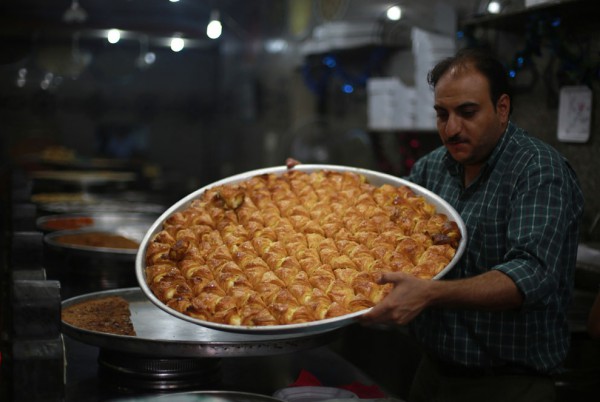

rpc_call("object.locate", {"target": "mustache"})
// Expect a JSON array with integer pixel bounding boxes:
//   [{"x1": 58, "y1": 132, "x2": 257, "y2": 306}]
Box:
[{"x1": 445, "y1": 134, "x2": 464, "y2": 145}]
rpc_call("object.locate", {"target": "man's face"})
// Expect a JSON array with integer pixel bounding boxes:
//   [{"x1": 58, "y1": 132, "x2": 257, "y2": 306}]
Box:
[{"x1": 433, "y1": 64, "x2": 509, "y2": 167}]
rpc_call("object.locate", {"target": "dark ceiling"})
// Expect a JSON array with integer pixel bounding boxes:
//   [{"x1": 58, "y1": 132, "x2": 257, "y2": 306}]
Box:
[
  {"x1": 0, "y1": 0, "x2": 290, "y2": 51},
  {"x1": 0, "y1": 1, "x2": 483, "y2": 44}
]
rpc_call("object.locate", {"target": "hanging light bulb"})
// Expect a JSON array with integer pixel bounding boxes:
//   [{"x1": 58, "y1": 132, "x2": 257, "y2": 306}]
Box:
[
  {"x1": 386, "y1": 5, "x2": 402, "y2": 21},
  {"x1": 487, "y1": 1, "x2": 502, "y2": 14},
  {"x1": 107, "y1": 29, "x2": 121, "y2": 44},
  {"x1": 206, "y1": 10, "x2": 222, "y2": 40},
  {"x1": 170, "y1": 35, "x2": 185, "y2": 52}
]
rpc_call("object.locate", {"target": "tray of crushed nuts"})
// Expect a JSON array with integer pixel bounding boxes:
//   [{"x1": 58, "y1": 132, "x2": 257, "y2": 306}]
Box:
[
  {"x1": 61, "y1": 288, "x2": 340, "y2": 357},
  {"x1": 136, "y1": 164, "x2": 466, "y2": 334}
]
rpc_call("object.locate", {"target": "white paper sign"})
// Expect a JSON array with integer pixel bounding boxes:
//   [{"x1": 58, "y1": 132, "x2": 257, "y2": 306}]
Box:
[{"x1": 557, "y1": 85, "x2": 592, "y2": 143}]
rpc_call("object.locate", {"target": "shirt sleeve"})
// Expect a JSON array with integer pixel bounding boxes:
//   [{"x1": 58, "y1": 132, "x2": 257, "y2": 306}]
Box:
[{"x1": 494, "y1": 150, "x2": 583, "y2": 308}]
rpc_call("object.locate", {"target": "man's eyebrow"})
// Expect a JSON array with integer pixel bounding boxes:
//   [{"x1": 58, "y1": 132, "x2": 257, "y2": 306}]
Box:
[{"x1": 434, "y1": 101, "x2": 479, "y2": 111}]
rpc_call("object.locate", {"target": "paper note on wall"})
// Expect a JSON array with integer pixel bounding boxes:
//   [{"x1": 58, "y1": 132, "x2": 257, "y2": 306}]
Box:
[{"x1": 557, "y1": 85, "x2": 592, "y2": 143}]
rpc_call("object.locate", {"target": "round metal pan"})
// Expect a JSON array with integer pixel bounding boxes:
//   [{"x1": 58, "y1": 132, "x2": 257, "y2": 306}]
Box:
[
  {"x1": 44, "y1": 226, "x2": 148, "y2": 299},
  {"x1": 111, "y1": 390, "x2": 284, "y2": 402},
  {"x1": 136, "y1": 164, "x2": 467, "y2": 335},
  {"x1": 61, "y1": 288, "x2": 340, "y2": 358},
  {"x1": 34, "y1": 196, "x2": 167, "y2": 215},
  {"x1": 30, "y1": 169, "x2": 137, "y2": 194},
  {"x1": 37, "y1": 212, "x2": 159, "y2": 233},
  {"x1": 30, "y1": 169, "x2": 137, "y2": 184},
  {"x1": 45, "y1": 227, "x2": 145, "y2": 256}
]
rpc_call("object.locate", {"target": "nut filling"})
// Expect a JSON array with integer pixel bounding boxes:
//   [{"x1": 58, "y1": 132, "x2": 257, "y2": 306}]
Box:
[{"x1": 145, "y1": 170, "x2": 461, "y2": 327}]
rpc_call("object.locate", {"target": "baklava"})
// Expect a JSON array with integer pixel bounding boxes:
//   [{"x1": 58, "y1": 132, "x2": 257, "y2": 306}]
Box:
[{"x1": 144, "y1": 169, "x2": 461, "y2": 327}]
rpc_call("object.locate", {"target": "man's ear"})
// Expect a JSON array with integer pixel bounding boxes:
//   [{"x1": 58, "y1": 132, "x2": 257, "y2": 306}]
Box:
[{"x1": 496, "y1": 94, "x2": 511, "y2": 123}]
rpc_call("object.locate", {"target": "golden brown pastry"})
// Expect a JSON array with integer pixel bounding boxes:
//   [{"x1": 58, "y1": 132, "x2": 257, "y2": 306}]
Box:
[{"x1": 145, "y1": 169, "x2": 461, "y2": 327}]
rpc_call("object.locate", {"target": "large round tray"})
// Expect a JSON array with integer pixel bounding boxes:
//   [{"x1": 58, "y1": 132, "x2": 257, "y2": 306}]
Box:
[
  {"x1": 61, "y1": 288, "x2": 339, "y2": 358},
  {"x1": 136, "y1": 164, "x2": 467, "y2": 335}
]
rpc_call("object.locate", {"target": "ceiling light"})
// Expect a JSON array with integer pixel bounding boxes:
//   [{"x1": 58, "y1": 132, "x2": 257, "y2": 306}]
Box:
[
  {"x1": 206, "y1": 10, "x2": 222, "y2": 40},
  {"x1": 386, "y1": 5, "x2": 402, "y2": 21},
  {"x1": 170, "y1": 36, "x2": 185, "y2": 52},
  {"x1": 63, "y1": 0, "x2": 88, "y2": 23},
  {"x1": 487, "y1": 1, "x2": 502, "y2": 14},
  {"x1": 107, "y1": 29, "x2": 121, "y2": 44}
]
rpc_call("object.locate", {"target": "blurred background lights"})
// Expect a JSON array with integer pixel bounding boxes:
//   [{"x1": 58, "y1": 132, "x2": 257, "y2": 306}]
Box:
[
  {"x1": 170, "y1": 36, "x2": 185, "y2": 52},
  {"x1": 386, "y1": 5, "x2": 402, "y2": 21},
  {"x1": 206, "y1": 10, "x2": 222, "y2": 39},
  {"x1": 487, "y1": 1, "x2": 501, "y2": 14},
  {"x1": 16, "y1": 68, "x2": 27, "y2": 88},
  {"x1": 107, "y1": 29, "x2": 121, "y2": 44},
  {"x1": 264, "y1": 39, "x2": 287, "y2": 53},
  {"x1": 342, "y1": 84, "x2": 354, "y2": 94},
  {"x1": 144, "y1": 52, "x2": 156, "y2": 64},
  {"x1": 40, "y1": 72, "x2": 54, "y2": 90}
]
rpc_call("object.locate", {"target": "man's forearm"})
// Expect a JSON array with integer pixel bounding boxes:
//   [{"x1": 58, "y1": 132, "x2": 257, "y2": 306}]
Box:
[{"x1": 428, "y1": 269, "x2": 524, "y2": 311}]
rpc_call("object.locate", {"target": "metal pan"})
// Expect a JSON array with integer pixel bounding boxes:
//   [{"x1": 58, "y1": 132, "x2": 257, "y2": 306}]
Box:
[
  {"x1": 111, "y1": 390, "x2": 285, "y2": 402},
  {"x1": 30, "y1": 170, "x2": 137, "y2": 194},
  {"x1": 34, "y1": 196, "x2": 167, "y2": 215},
  {"x1": 44, "y1": 226, "x2": 147, "y2": 299},
  {"x1": 36, "y1": 212, "x2": 159, "y2": 233},
  {"x1": 135, "y1": 164, "x2": 467, "y2": 335},
  {"x1": 61, "y1": 288, "x2": 340, "y2": 357}
]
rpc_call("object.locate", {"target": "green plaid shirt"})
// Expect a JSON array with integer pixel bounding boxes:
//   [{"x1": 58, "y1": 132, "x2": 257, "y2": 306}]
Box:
[{"x1": 407, "y1": 121, "x2": 584, "y2": 374}]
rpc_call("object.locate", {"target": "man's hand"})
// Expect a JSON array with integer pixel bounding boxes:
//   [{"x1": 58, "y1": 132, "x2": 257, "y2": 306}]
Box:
[
  {"x1": 360, "y1": 272, "x2": 434, "y2": 325},
  {"x1": 359, "y1": 269, "x2": 523, "y2": 326}
]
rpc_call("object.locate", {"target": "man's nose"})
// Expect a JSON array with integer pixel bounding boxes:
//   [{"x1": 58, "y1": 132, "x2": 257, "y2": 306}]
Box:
[{"x1": 444, "y1": 114, "x2": 461, "y2": 137}]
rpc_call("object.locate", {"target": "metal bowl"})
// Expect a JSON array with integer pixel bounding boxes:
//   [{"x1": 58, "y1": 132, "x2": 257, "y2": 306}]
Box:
[{"x1": 136, "y1": 164, "x2": 467, "y2": 335}]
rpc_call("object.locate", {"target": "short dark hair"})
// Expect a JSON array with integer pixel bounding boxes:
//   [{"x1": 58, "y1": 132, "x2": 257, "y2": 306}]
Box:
[{"x1": 427, "y1": 47, "x2": 513, "y2": 115}]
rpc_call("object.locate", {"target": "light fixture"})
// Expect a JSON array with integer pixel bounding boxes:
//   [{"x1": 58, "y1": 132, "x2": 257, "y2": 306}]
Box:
[
  {"x1": 107, "y1": 29, "x2": 121, "y2": 44},
  {"x1": 386, "y1": 5, "x2": 402, "y2": 21},
  {"x1": 487, "y1": 1, "x2": 502, "y2": 14},
  {"x1": 170, "y1": 35, "x2": 185, "y2": 52},
  {"x1": 206, "y1": 10, "x2": 222, "y2": 40},
  {"x1": 63, "y1": 0, "x2": 88, "y2": 23}
]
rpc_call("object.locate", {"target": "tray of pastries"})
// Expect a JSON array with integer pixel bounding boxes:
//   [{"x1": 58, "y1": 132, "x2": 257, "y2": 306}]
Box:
[{"x1": 136, "y1": 164, "x2": 466, "y2": 334}]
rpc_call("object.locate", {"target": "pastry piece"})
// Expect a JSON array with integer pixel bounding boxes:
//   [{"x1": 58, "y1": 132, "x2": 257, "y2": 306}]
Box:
[
  {"x1": 62, "y1": 296, "x2": 136, "y2": 336},
  {"x1": 145, "y1": 169, "x2": 461, "y2": 327}
]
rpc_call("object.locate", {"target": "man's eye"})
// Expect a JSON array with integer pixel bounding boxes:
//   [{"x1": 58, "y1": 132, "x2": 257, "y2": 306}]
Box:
[{"x1": 461, "y1": 109, "x2": 476, "y2": 118}]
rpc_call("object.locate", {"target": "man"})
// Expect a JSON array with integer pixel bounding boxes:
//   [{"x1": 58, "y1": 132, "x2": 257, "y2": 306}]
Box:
[{"x1": 361, "y1": 48, "x2": 584, "y2": 401}]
